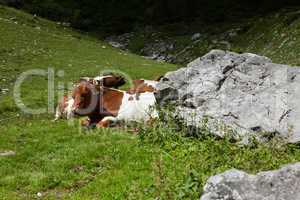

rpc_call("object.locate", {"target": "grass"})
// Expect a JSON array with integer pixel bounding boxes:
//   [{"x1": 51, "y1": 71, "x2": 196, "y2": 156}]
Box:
[{"x1": 1, "y1": 5, "x2": 300, "y2": 200}]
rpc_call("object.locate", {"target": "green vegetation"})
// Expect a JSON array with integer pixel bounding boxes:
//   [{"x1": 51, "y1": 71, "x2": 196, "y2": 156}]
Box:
[
  {"x1": 12, "y1": 0, "x2": 297, "y2": 33},
  {"x1": 232, "y1": 8, "x2": 300, "y2": 65},
  {"x1": 126, "y1": 6, "x2": 300, "y2": 65},
  {"x1": 1, "y1": 5, "x2": 300, "y2": 200}
]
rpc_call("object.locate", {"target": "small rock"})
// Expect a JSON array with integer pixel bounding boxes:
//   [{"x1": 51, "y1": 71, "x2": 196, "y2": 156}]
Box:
[
  {"x1": 37, "y1": 192, "x2": 43, "y2": 197},
  {"x1": 108, "y1": 41, "x2": 123, "y2": 48},
  {"x1": 191, "y1": 33, "x2": 202, "y2": 41},
  {"x1": 1, "y1": 88, "x2": 9, "y2": 94},
  {"x1": 62, "y1": 22, "x2": 71, "y2": 27},
  {"x1": 201, "y1": 162, "x2": 300, "y2": 200},
  {"x1": 0, "y1": 151, "x2": 16, "y2": 157}
]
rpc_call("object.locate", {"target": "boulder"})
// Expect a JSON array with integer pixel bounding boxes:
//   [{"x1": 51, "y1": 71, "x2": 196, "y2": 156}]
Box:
[
  {"x1": 200, "y1": 162, "x2": 300, "y2": 200},
  {"x1": 105, "y1": 33, "x2": 134, "y2": 50},
  {"x1": 191, "y1": 33, "x2": 202, "y2": 41},
  {"x1": 156, "y1": 50, "x2": 300, "y2": 143}
]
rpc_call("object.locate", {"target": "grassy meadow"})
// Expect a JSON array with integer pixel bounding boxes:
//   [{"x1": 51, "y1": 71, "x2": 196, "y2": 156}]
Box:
[{"x1": 1, "y1": 5, "x2": 300, "y2": 200}]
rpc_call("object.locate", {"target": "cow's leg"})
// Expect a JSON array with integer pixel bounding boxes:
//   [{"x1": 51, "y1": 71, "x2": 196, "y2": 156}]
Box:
[
  {"x1": 81, "y1": 118, "x2": 91, "y2": 127},
  {"x1": 96, "y1": 116, "x2": 117, "y2": 128},
  {"x1": 53, "y1": 106, "x2": 62, "y2": 122}
]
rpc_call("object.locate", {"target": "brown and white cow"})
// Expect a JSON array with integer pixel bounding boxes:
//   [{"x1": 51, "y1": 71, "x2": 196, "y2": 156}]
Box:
[
  {"x1": 54, "y1": 75, "x2": 126, "y2": 121},
  {"x1": 71, "y1": 80, "x2": 158, "y2": 128}
]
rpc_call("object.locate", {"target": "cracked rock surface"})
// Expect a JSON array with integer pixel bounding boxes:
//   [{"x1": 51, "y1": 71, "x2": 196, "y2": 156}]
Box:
[
  {"x1": 156, "y1": 50, "x2": 300, "y2": 143},
  {"x1": 200, "y1": 162, "x2": 300, "y2": 200}
]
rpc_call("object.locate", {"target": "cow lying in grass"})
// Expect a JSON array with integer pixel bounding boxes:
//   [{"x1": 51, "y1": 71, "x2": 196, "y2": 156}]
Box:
[
  {"x1": 71, "y1": 80, "x2": 158, "y2": 128},
  {"x1": 54, "y1": 74, "x2": 125, "y2": 121}
]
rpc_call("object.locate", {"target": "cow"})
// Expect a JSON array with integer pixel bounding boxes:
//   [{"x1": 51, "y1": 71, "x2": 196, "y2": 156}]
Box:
[
  {"x1": 71, "y1": 80, "x2": 158, "y2": 128},
  {"x1": 54, "y1": 74, "x2": 126, "y2": 121}
]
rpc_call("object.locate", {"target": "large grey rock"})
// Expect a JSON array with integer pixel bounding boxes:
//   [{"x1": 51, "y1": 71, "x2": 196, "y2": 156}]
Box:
[
  {"x1": 105, "y1": 33, "x2": 134, "y2": 50},
  {"x1": 156, "y1": 50, "x2": 300, "y2": 143},
  {"x1": 200, "y1": 162, "x2": 300, "y2": 200}
]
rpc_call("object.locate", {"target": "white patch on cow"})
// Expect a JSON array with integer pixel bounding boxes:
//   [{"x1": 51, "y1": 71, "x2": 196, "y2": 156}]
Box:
[
  {"x1": 116, "y1": 92, "x2": 158, "y2": 122},
  {"x1": 65, "y1": 98, "x2": 74, "y2": 119},
  {"x1": 54, "y1": 106, "x2": 62, "y2": 121},
  {"x1": 101, "y1": 116, "x2": 118, "y2": 123}
]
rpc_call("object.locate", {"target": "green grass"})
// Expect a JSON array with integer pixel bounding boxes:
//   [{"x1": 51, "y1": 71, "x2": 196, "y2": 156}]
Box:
[{"x1": 1, "y1": 5, "x2": 300, "y2": 200}]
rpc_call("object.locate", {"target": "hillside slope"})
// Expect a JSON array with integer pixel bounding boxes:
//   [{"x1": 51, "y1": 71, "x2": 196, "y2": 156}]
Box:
[
  {"x1": 1, "y1": 6, "x2": 300, "y2": 200},
  {"x1": 0, "y1": 5, "x2": 176, "y2": 118},
  {"x1": 109, "y1": 6, "x2": 300, "y2": 65}
]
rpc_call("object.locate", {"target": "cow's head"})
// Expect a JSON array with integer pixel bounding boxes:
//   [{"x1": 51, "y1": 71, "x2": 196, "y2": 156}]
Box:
[
  {"x1": 78, "y1": 74, "x2": 126, "y2": 89},
  {"x1": 72, "y1": 80, "x2": 99, "y2": 116},
  {"x1": 95, "y1": 75, "x2": 126, "y2": 88}
]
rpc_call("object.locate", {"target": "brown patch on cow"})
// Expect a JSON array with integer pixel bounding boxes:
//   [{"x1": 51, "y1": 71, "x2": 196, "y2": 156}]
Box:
[
  {"x1": 72, "y1": 81, "x2": 126, "y2": 127},
  {"x1": 72, "y1": 80, "x2": 94, "y2": 112},
  {"x1": 139, "y1": 84, "x2": 156, "y2": 93},
  {"x1": 128, "y1": 79, "x2": 156, "y2": 94},
  {"x1": 100, "y1": 87, "x2": 124, "y2": 116},
  {"x1": 133, "y1": 79, "x2": 145, "y2": 87}
]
